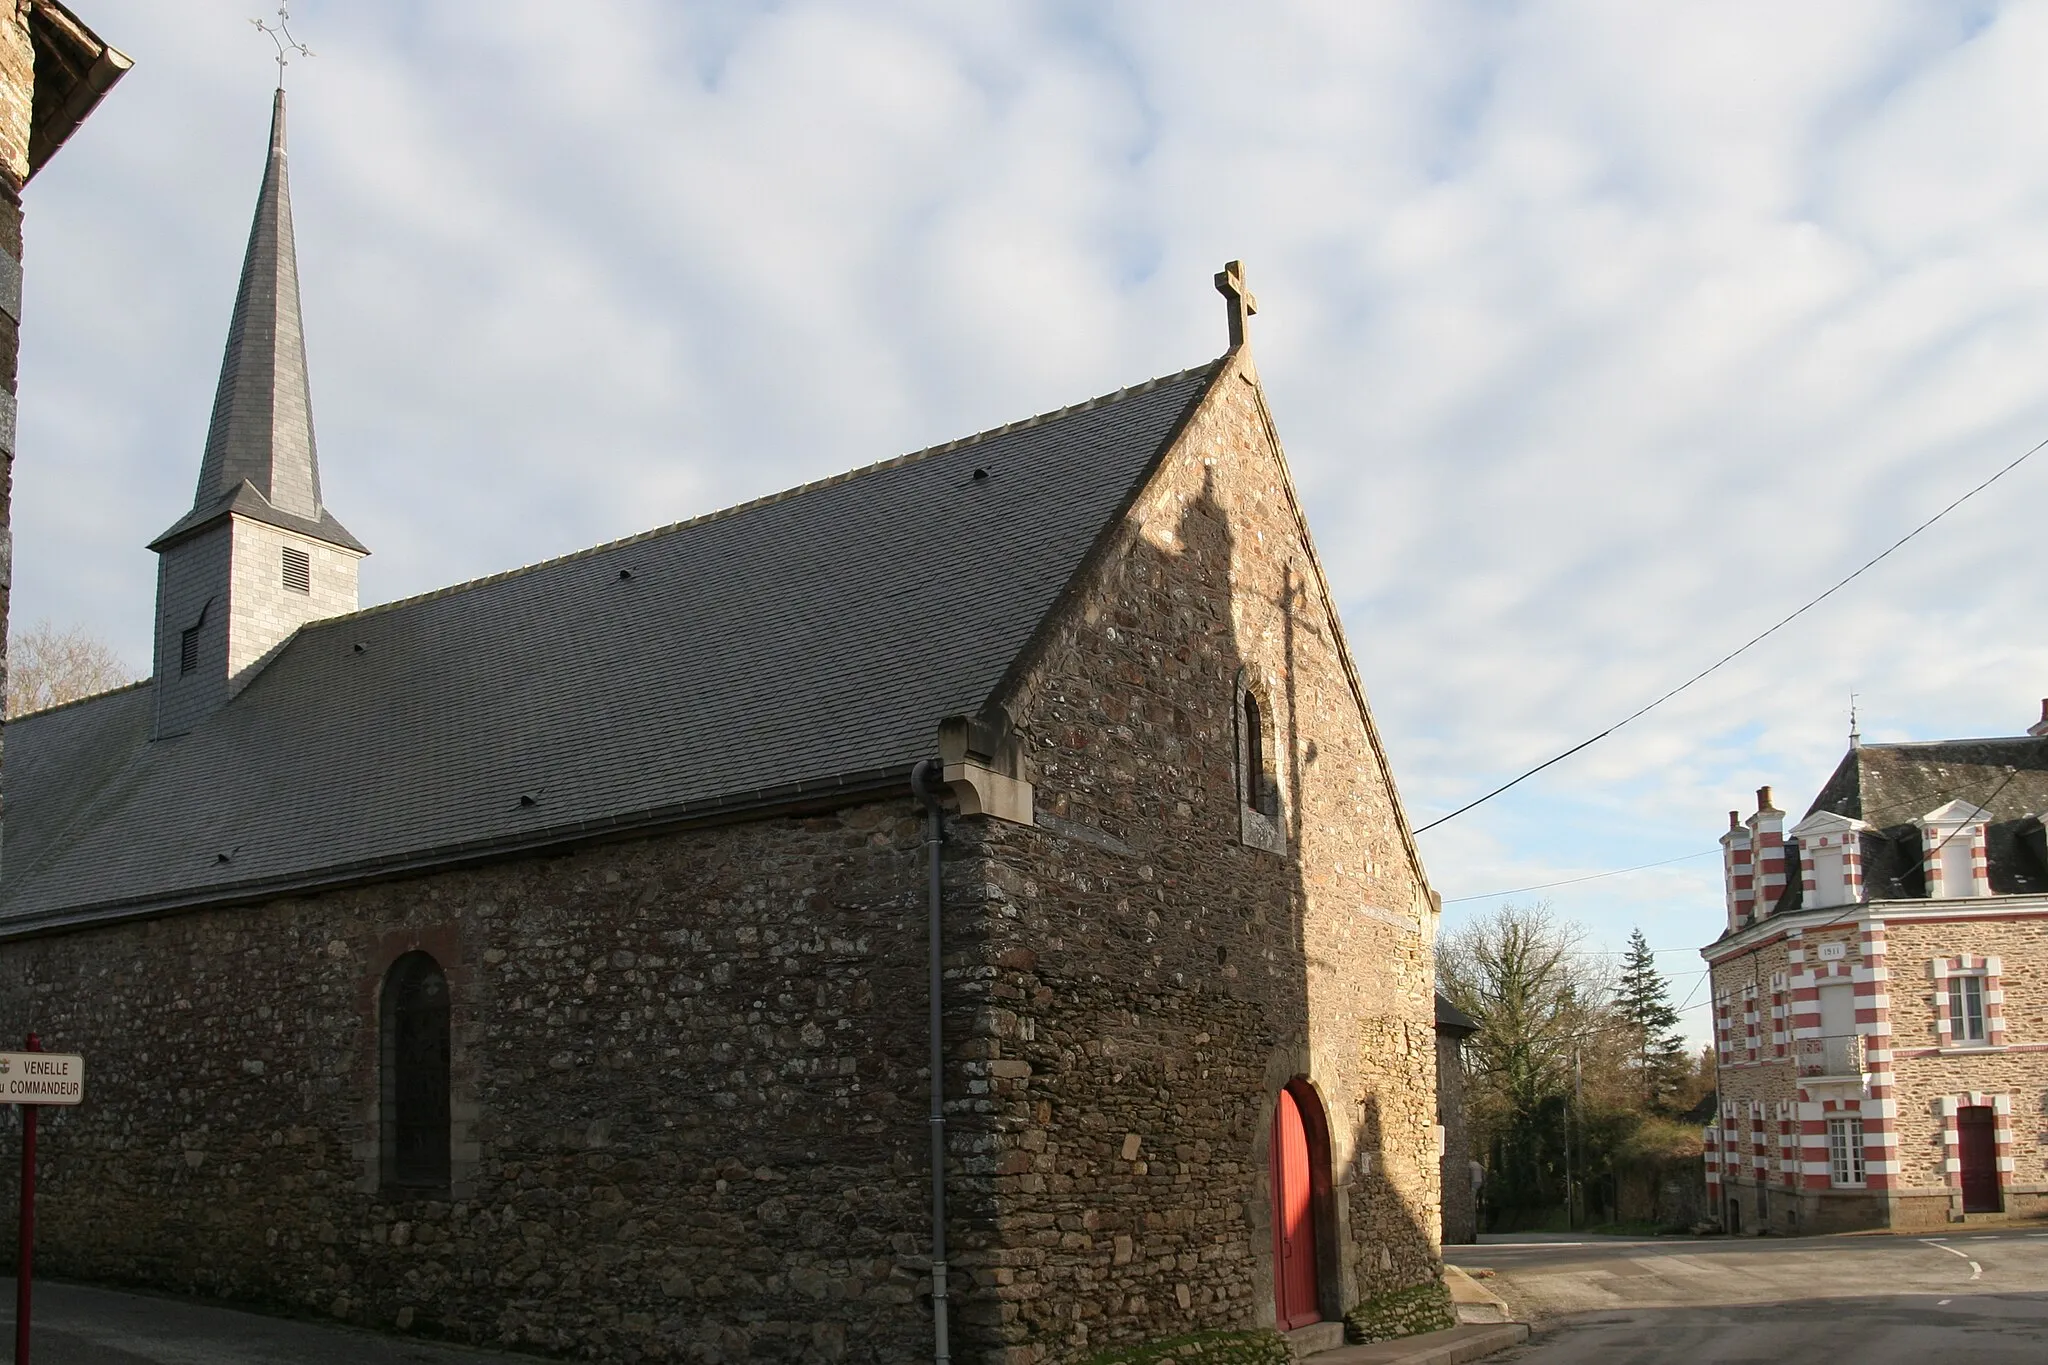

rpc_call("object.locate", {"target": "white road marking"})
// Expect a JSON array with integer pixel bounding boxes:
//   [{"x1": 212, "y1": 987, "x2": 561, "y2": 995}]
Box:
[
  {"x1": 1938, "y1": 1298, "x2": 1952, "y2": 1305},
  {"x1": 1920, "y1": 1238, "x2": 1984, "y2": 1281}
]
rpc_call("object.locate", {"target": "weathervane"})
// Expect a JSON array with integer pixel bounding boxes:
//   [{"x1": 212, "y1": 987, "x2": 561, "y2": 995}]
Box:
[{"x1": 251, "y1": 4, "x2": 313, "y2": 86}]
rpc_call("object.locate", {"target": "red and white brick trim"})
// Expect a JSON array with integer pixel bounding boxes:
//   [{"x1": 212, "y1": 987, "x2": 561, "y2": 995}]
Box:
[
  {"x1": 1723, "y1": 816, "x2": 1755, "y2": 932},
  {"x1": 1855, "y1": 920, "x2": 1897, "y2": 1188},
  {"x1": 1918, "y1": 808, "x2": 1991, "y2": 899},
  {"x1": 1930, "y1": 954, "x2": 2005, "y2": 1048},
  {"x1": 1714, "y1": 990, "x2": 1733, "y2": 1068},
  {"x1": 1935, "y1": 1092, "x2": 2014, "y2": 1193},
  {"x1": 1770, "y1": 973, "x2": 1789, "y2": 1058}
]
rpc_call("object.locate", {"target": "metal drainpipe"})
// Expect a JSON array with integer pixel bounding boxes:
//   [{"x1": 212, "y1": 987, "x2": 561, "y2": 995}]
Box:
[{"x1": 910, "y1": 758, "x2": 951, "y2": 1365}]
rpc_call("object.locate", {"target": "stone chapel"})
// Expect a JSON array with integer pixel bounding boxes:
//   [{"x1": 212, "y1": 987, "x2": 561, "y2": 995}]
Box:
[{"x1": 0, "y1": 90, "x2": 1445, "y2": 1363}]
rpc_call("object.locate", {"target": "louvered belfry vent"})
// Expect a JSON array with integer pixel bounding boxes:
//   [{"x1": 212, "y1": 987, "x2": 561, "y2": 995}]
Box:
[
  {"x1": 281, "y1": 546, "x2": 311, "y2": 594},
  {"x1": 179, "y1": 625, "x2": 200, "y2": 676}
]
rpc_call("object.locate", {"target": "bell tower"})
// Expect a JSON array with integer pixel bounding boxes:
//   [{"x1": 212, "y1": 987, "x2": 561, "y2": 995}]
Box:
[{"x1": 148, "y1": 89, "x2": 366, "y2": 738}]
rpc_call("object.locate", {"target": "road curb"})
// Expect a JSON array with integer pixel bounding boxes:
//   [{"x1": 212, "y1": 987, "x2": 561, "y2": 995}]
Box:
[
  {"x1": 1443, "y1": 1265, "x2": 1513, "y2": 1324},
  {"x1": 1305, "y1": 1322, "x2": 1530, "y2": 1364}
]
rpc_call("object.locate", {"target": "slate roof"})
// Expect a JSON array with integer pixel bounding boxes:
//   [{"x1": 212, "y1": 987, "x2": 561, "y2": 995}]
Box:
[
  {"x1": 150, "y1": 89, "x2": 364, "y2": 555},
  {"x1": 0, "y1": 362, "x2": 1222, "y2": 935},
  {"x1": 1780, "y1": 736, "x2": 2048, "y2": 909},
  {"x1": 25, "y1": 0, "x2": 131, "y2": 183},
  {"x1": 1434, "y1": 992, "x2": 1479, "y2": 1036}
]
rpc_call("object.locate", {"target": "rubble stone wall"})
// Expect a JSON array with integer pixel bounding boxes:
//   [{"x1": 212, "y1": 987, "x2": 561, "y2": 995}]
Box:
[
  {"x1": 0, "y1": 801, "x2": 968, "y2": 1363},
  {"x1": 966, "y1": 355, "x2": 1441, "y2": 1362}
]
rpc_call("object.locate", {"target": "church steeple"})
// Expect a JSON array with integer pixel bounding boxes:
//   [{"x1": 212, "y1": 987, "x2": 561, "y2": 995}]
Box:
[
  {"x1": 148, "y1": 89, "x2": 365, "y2": 738},
  {"x1": 151, "y1": 88, "x2": 360, "y2": 553}
]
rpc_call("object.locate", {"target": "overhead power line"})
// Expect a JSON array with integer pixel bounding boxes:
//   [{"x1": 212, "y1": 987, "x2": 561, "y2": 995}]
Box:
[
  {"x1": 1441, "y1": 849, "x2": 1718, "y2": 904},
  {"x1": 1414, "y1": 429, "x2": 2048, "y2": 834}
]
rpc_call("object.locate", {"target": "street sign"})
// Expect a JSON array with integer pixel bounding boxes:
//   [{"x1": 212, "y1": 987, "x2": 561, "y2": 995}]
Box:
[{"x1": 0, "y1": 1052, "x2": 83, "y2": 1106}]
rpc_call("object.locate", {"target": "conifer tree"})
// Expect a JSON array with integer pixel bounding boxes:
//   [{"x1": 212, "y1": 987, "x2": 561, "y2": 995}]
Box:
[{"x1": 1614, "y1": 928, "x2": 1688, "y2": 1112}]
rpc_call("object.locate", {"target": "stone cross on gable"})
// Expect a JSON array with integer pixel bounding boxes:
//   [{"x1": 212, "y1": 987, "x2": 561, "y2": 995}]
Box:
[{"x1": 1214, "y1": 259, "x2": 1257, "y2": 348}]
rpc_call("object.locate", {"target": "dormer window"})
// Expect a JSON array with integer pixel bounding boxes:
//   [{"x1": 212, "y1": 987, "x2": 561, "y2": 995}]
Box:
[
  {"x1": 281, "y1": 545, "x2": 311, "y2": 594},
  {"x1": 1916, "y1": 801, "x2": 1992, "y2": 899},
  {"x1": 1790, "y1": 810, "x2": 1870, "y2": 910}
]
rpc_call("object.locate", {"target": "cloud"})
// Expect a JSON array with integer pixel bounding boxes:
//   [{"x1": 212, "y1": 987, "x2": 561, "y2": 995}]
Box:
[{"x1": 17, "y1": 2, "x2": 2048, "y2": 1021}]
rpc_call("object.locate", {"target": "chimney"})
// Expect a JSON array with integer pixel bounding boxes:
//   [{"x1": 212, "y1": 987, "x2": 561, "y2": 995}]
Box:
[
  {"x1": 1722, "y1": 809, "x2": 1755, "y2": 934},
  {"x1": 2029, "y1": 699, "x2": 2048, "y2": 738},
  {"x1": 1749, "y1": 787, "x2": 1787, "y2": 920}
]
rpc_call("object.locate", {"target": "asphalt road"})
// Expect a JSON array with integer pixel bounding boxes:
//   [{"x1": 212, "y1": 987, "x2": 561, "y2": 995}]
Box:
[
  {"x1": 0, "y1": 1277, "x2": 527, "y2": 1365},
  {"x1": 1448, "y1": 1228, "x2": 2048, "y2": 1363}
]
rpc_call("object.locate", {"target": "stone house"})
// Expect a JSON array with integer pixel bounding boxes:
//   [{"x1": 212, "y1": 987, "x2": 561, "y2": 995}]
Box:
[
  {"x1": 0, "y1": 91, "x2": 1446, "y2": 1362},
  {"x1": 1703, "y1": 711, "x2": 2048, "y2": 1234},
  {"x1": 0, "y1": 0, "x2": 126, "y2": 784},
  {"x1": 1433, "y1": 994, "x2": 1477, "y2": 1244}
]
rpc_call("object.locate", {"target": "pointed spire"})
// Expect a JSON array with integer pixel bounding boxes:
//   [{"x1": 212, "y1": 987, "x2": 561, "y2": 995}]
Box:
[{"x1": 153, "y1": 88, "x2": 362, "y2": 553}]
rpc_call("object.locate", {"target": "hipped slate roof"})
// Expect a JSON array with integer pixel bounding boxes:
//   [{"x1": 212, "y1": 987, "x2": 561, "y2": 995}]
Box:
[
  {"x1": 0, "y1": 362, "x2": 1222, "y2": 935},
  {"x1": 150, "y1": 89, "x2": 363, "y2": 555},
  {"x1": 1786, "y1": 736, "x2": 2048, "y2": 907}
]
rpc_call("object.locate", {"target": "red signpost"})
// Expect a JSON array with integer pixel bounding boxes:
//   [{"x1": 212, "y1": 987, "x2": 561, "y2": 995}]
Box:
[
  {"x1": 15, "y1": 1032, "x2": 35, "y2": 1365},
  {"x1": 2, "y1": 1033, "x2": 84, "y2": 1365}
]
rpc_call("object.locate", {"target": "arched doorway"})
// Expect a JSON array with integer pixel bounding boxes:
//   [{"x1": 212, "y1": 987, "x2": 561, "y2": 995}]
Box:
[{"x1": 1270, "y1": 1083, "x2": 1327, "y2": 1330}]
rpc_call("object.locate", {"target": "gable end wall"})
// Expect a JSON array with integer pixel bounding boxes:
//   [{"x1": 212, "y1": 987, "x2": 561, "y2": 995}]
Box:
[{"x1": 961, "y1": 354, "x2": 1441, "y2": 1357}]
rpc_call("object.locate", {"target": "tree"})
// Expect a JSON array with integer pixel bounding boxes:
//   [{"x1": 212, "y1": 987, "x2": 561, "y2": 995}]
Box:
[
  {"x1": 6, "y1": 620, "x2": 135, "y2": 718},
  {"x1": 1614, "y1": 928, "x2": 1689, "y2": 1113},
  {"x1": 1437, "y1": 902, "x2": 1611, "y2": 1221}
]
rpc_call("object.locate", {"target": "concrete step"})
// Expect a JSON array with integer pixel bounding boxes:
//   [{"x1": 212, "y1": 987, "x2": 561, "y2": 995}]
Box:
[{"x1": 1287, "y1": 1321, "x2": 1349, "y2": 1357}]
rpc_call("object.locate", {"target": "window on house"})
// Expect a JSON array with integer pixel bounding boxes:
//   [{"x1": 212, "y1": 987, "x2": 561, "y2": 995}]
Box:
[
  {"x1": 179, "y1": 625, "x2": 200, "y2": 676},
  {"x1": 380, "y1": 952, "x2": 451, "y2": 1193},
  {"x1": 1949, "y1": 974, "x2": 1988, "y2": 1045},
  {"x1": 1827, "y1": 1117, "x2": 1865, "y2": 1186},
  {"x1": 281, "y1": 545, "x2": 311, "y2": 594},
  {"x1": 1937, "y1": 834, "x2": 1978, "y2": 898}
]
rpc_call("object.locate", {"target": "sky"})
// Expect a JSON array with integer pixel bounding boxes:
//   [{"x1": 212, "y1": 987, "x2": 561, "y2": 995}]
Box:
[{"x1": 17, "y1": 1, "x2": 2048, "y2": 1042}]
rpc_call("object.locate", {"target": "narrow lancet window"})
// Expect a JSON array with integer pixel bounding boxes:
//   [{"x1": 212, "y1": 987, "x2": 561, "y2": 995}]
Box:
[
  {"x1": 1244, "y1": 690, "x2": 1265, "y2": 809},
  {"x1": 380, "y1": 951, "x2": 451, "y2": 1193}
]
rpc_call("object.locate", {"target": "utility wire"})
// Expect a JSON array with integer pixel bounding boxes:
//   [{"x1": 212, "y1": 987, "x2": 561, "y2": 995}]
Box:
[
  {"x1": 1442, "y1": 849, "x2": 1718, "y2": 903},
  {"x1": 1414, "y1": 430, "x2": 2048, "y2": 834}
]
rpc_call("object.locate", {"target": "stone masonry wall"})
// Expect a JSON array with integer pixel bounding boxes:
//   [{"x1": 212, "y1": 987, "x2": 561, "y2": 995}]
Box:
[
  {"x1": 954, "y1": 354, "x2": 1440, "y2": 1361},
  {"x1": 1709, "y1": 912, "x2": 2048, "y2": 1232},
  {"x1": 1882, "y1": 916, "x2": 2048, "y2": 1217},
  {"x1": 0, "y1": 0, "x2": 31, "y2": 827},
  {"x1": 0, "y1": 800, "x2": 975, "y2": 1363},
  {"x1": 1435, "y1": 1033, "x2": 1474, "y2": 1244},
  {"x1": 226, "y1": 515, "x2": 361, "y2": 685}
]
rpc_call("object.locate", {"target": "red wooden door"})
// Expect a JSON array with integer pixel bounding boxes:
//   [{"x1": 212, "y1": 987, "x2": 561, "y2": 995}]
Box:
[
  {"x1": 1959, "y1": 1106, "x2": 2002, "y2": 1213},
  {"x1": 1270, "y1": 1089, "x2": 1321, "y2": 1329}
]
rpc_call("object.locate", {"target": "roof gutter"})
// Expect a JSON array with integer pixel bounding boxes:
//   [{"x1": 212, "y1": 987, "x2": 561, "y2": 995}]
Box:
[{"x1": 25, "y1": 0, "x2": 131, "y2": 183}]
